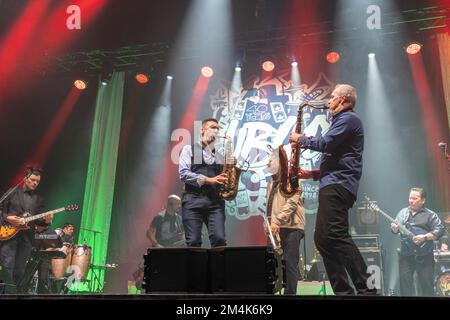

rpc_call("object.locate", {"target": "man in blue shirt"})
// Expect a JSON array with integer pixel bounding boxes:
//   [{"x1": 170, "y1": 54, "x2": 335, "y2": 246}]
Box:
[
  {"x1": 289, "y1": 84, "x2": 376, "y2": 295},
  {"x1": 178, "y1": 118, "x2": 228, "y2": 247}
]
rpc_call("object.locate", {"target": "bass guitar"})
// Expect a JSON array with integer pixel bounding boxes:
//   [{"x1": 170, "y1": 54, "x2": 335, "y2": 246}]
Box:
[
  {"x1": 364, "y1": 195, "x2": 433, "y2": 256},
  {"x1": 0, "y1": 204, "x2": 79, "y2": 241}
]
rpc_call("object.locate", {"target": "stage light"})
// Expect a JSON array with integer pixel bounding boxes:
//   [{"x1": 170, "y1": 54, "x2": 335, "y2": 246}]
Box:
[
  {"x1": 167, "y1": 75, "x2": 173, "y2": 80},
  {"x1": 291, "y1": 61, "x2": 298, "y2": 67},
  {"x1": 326, "y1": 51, "x2": 340, "y2": 64},
  {"x1": 135, "y1": 73, "x2": 149, "y2": 84},
  {"x1": 406, "y1": 42, "x2": 422, "y2": 55},
  {"x1": 262, "y1": 60, "x2": 275, "y2": 72},
  {"x1": 368, "y1": 53, "x2": 375, "y2": 58},
  {"x1": 201, "y1": 66, "x2": 214, "y2": 78},
  {"x1": 235, "y1": 66, "x2": 242, "y2": 72},
  {"x1": 74, "y1": 79, "x2": 87, "y2": 90}
]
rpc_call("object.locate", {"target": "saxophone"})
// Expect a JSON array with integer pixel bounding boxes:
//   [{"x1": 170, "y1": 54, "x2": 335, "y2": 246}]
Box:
[
  {"x1": 219, "y1": 135, "x2": 242, "y2": 200},
  {"x1": 278, "y1": 102, "x2": 327, "y2": 198}
]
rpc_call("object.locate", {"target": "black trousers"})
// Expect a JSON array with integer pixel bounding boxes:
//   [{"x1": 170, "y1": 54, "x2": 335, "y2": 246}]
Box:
[
  {"x1": 0, "y1": 231, "x2": 33, "y2": 286},
  {"x1": 280, "y1": 228, "x2": 304, "y2": 295},
  {"x1": 399, "y1": 252, "x2": 435, "y2": 296},
  {"x1": 314, "y1": 184, "x2": 375, "y2": 295},
  {"x1": 181, "y1": 192, "x2": 226, "y2": 247}
]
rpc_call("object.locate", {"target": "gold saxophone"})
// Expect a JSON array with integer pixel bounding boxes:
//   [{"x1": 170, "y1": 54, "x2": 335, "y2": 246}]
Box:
[
  {"x1": 278, "y1": 102, "x2": 327, "y2": 198},
  {"x1": 219, "y1": 135, "x2": 243, "y2": 200}
]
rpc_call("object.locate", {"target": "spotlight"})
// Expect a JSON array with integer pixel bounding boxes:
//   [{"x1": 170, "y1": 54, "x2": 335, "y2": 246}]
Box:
[
  {"x1": 135, "y1": 73, "x2": 149, "y2": 84},
  {"x1": 326, "y1": 51, "x2": 340, "y2": 64},
  {"x1": 291, "y1": 61, "x2": 298, "y2": 67},
  {"x1": 167, "y1": 75, "x2": 173, "y2": 80},
  {"x1": 262, "y1": 60, "x2": 275, "y2": 72},
  {"x1": 368, "y1": 53, "x2": 375, "y2": 58},
  {"x1": 201, "y1": 66, "x2": 214, "y2": 78},
  {"x1": 235, "y1": 66, "x2": 242, "y2": 72},
  {"x1": 406, "y1": 42, "x2": 422, "y2": 55},
  {"x1": 74, "y1": 79, "x2": 87, "y2": 90}
]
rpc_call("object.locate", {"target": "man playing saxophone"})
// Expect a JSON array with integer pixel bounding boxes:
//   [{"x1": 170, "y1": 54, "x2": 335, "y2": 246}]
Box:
[
  {"x1": 289, "y1": 84, "x2": 377, "y2": 295},
  {"x1": 265, "y1": 149, "x2": 319, "y2": 295},
  {"x1": 178, "y1": 118, "x2": 236, "y2": 247}
]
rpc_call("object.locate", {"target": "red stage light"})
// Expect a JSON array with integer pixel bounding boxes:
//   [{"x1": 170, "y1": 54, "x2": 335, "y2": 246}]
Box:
[
  {"x1": 262, "y1": 60, "x2": 275, "y2": 72},
  {"x1": 74, "y1": 80, "x2": 87, "y2": 90},
  {"x1": 406, "y1": 43, "x2": 422, "y2": 55},
  {"x1": 326, "y1": 52, "x2": 340, "y2": 64},
  {"x1": 135, "y1": 73, "x2": 149, "y2": 84},
  {"x1": 201, "y1": 66, "x2": 214, "y2": 78}
]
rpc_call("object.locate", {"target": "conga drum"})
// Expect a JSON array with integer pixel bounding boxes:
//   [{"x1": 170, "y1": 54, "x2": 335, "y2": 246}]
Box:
[
  {"x1": 71, "y1": 245, "x2": 92, "y2": 281},
  {"x1": 51, "y1": 243, "x2": 73, "y2": 278}
]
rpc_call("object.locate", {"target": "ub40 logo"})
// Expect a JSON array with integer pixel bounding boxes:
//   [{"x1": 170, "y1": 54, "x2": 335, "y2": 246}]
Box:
[{"x1": 210, "y1": 72, "x2": 334, "y2": 219}]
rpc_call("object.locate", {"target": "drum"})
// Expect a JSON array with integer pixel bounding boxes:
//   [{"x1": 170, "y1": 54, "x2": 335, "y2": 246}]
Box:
[
  {"x1": 70, "y1": 245, "x2": 92, "y2": 281},
  {"x1": 436, "y1": 272, "x2": 450, "y2": 296},
  {"x1": 51, "y1": 243, "x2": 73, "y2": 279}
]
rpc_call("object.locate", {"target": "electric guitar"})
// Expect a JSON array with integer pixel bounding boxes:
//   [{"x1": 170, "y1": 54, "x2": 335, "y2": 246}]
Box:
[
  {"x1": 0, "y1": 204, "x2": 79, "y2": 241},
  {"x1": 364, "y1": 195, "x2": 433, "y2": 256}
]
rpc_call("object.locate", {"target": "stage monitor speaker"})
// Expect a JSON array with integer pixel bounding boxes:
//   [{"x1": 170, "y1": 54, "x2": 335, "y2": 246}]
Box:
[
  {"x1": 209, "y1": 246, "x2": 276, "y2": 293},
  {"x1": 360, "y1": 249, "x2": 384, "y2": 294},
  {"x1": 143, "y1": 248, "x2": 208, "y2": 293}
]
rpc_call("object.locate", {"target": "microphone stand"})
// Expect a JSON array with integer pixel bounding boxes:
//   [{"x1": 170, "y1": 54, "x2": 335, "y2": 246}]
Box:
[{"x1": 80, "y1": 227, "x2": 102, "y2": 292}]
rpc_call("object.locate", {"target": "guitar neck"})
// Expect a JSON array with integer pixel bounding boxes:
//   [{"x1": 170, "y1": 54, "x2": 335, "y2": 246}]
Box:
[
  {"x1": 23, "y1": 207, "x2": 65, "y2": 223},
  {"x1": 376, "y1": 207, "x2": 412, "y2": 237}
]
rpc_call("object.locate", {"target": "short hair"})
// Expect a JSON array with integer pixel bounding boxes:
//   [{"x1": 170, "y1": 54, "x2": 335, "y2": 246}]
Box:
[
  {"x1": 410, "y1": 187, "x2": 426, "y2": 199},
  {"x1": 25, "y1": 166, "x2": 43, "y2": 177},
  {"x1": 201, "y1": 118, "x2": 218, "y2": 128},
  {"x1": 334, "y1": 84, "x2": 357, "y2": 107},
  {"x1": 63, "y1": 223, "x2": 74, "y2": 229}
]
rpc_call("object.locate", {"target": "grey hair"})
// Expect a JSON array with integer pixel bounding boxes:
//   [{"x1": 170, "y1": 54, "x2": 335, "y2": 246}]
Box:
[
  {"x1": 168, "y1": 194, "x2": 181, "y2": 201},
  {"x1": 334, "y1": 84, "x2": 357, "y2": 107}
]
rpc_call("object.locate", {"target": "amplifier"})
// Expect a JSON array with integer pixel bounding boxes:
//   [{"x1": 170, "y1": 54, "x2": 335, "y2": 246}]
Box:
[{"x1": 352, "y1": 234, "x2": 380, "y2": 250}]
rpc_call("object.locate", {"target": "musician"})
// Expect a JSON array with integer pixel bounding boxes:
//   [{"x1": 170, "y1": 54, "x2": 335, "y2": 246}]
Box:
[
  {"x1": 265, "y1": 150, "x2": 319, "y2": 295},
  {"x1": 178, "y1": 118, "x2": 232, "y2": 247},
  {"x1": 146, "y1": 195, "x2": 184, "y2": 248},
  {"x1": 55, "y1": 222, "x2": 75, "y2": 245},
  {"x1": 391, "y1": 187, "x2": 445, "y2": 296},
  {"x1": 289, "y1": 84, "x2": 377, "y2": 295},
  {"x1": 0, "y1": 167, "x2": 52, "y2": 289}
]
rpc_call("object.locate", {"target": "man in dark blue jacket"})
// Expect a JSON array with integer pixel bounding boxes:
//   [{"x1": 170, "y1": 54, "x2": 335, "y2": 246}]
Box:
[{"x1": 289, "y1": 84, "x2": 376, "y2": 295}]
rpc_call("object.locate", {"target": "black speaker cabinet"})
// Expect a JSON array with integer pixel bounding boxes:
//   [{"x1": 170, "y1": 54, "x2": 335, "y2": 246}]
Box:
[
  {"x1": 209, "y1": 246, "x2": 276, "y2": 293},
  {"x1": 143, "y1": 247, "x2": 208, "y2": 293},
  {"x1": 357, "y1": 207, "x2": 379, "y2": 225}
]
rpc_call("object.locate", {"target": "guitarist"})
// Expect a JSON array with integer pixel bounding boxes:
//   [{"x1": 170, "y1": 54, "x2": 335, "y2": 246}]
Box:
[
  {"x1": 391, "y1": 187, "x2": 445, "y2": 296},
  {"x1": 0, "y1": 167, "x2": 52, "y2": 288},
  {"x1": 146, "y1": 195, "x2": 185, "y2": 248}
]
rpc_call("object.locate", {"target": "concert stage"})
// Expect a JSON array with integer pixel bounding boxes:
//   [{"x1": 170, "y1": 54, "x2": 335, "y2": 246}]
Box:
[{"x1": 0, "y1": 0, "x2": 449, "y2": 303}]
